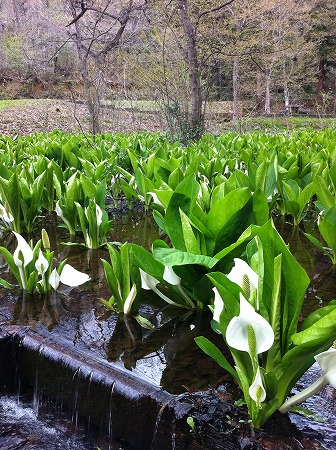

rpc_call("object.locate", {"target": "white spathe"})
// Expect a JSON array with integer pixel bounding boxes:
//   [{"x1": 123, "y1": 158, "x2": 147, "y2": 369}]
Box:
[
  {"x1": 226, "y1": 294, "x2": 274, "y2": 354},
  {"x1": 123, "y1": 283, "x2": 137, "y2": 315},
  {"x1": 315, "y1": 348, "x2": 336, "y2": 388},
  {"x1": 227, "y1": 258, "x2": 258, "y2": 296},
  {"x1": 213, "y1": 287, "x2": 224, "y2": 323},
  {"x1": 249, "y1": 367, "x2": 266, "y2": 405},
  {"x1": 147, "y1": 192, "x2": 164, "y2": 207},
  {"x1": 13, "y1": 232, "x2": 34, "y2": 268},
  {"x1": 35, "y1": 250, "x2": 49, "y2": 275},
  {"x1": 0, "y1": 204, "x2": 14, "y2": 226},
  {"x1": 140, "y1": 268, "x2": 160, "y2": 290},
  {"x1": 96, "y1": 203, "x2": 103, "y2": 228},
  {"x1": 163, "y1": 266, "x2": 181, "y2": 285},
  {"x1": 49, "y1": 267, "x2": 60, "y2": 290},
  {"x1": 139, "y1": 267, "x2": 183, "y2": 308},
  {"x1": 55, "y1": 201, "x2": 64, "y2": 219},
  {"x1": 59, "y1": 264, "x2": 90, "y2": 287}
]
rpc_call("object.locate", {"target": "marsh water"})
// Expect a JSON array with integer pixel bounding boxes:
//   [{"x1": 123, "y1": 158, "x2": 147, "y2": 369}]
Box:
[{"x1": 0, "y1": 208, "x2": 335, "y2": 449}]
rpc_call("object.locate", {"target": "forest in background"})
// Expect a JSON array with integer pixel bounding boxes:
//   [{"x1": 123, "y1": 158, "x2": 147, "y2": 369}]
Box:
[{"x1": 0, "y1": 0, "x2": 335, "y2": 139}]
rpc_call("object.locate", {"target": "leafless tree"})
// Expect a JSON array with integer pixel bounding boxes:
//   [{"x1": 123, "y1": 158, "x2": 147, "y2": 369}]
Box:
[{"x1": 65, "y1": 0, "x2": 147, "y2": 134}]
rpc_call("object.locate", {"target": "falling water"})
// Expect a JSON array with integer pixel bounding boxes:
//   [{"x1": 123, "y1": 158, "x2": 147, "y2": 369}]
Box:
[
  {"x1": 0, "y1": 396, "x2": 90, "y2": 449},
  {"x1": 33, "y1": 343, "x2": 45, "y2": 415},
  {"x1": 108, "y1": 381, "x2": 115, "y2": 445},
  {"x1": 71, "y1": 366, "x2": 81, "y2": 427},
  {"x1": 86, "y1": 370, "x2": 94, "y2": 434}
]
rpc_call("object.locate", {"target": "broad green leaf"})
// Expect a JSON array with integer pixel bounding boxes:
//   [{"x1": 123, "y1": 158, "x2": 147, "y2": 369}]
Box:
[
  {"x1": 301, "y1": 304, "x2": 336, "y2": 331},
  {"x1": 291, "y1": 307, "x2": 336, "y2": 347},
  {"x1": 130, "y1": 243, "x2": 164, "y2": 279},
  {"x1": 0, "y1": 246, "x2": 21, "y2": 282},
  {"x1": 164, "y1": 175, "x2": 199, "y2": 250},
  {"x1": 214, "y1": 225, "x2": 258, "y2": 261},
  {"x1": 206, "y1": 188, "x2": 251, "y2": 237},
  {"x1": 180, "y1": 209, "x2": 201, "y2": 254},
  {"x1": 249, "y1": 221, "x2": 310, "y2": 352},
  {"x1": 153, "y1": 246, "x2": 218, "y2": 268}
]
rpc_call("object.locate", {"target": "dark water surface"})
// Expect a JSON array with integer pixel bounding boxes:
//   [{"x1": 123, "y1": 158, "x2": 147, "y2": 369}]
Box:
[{"x1": 0, "y1": 210, "x2": 335, "y2": 449}]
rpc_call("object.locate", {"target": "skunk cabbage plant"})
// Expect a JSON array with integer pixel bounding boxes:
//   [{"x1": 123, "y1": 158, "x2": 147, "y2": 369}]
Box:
[
  {"x1": 0, "y1": 230, "x2": 90, "y2": 294},
  {"x1": 196, "y1": 221, "x2": 336, "y2": 428}
]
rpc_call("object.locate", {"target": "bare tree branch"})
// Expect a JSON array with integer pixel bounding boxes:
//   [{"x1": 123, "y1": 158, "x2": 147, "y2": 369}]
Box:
[
  {"x1": 198, "y1": 0, "x2": 235, "y2": 21},
  {"x1": 66, "y1": 1, "x2": 87, "y2": 27}
]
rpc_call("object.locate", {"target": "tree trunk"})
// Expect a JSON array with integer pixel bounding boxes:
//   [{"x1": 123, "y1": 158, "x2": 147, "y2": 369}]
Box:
[
  {"x1": 256, "y1": 72, "x2": 263, "y2": 111},
  {"x1": 232, "y1": 57, "x2": 239, "y2": 123},
  {"x1": 265, "y1": 70, "x2": 271, "y2": 114},
  {"x1": 283, "y1": 61, "x2": 290, "y2": 112},
  {"x1": 177, "y1": 0, "x2": 203, "y2": 137},
  {"x1": 316, "y1": 59, "x2": 326, "y2": 106}
]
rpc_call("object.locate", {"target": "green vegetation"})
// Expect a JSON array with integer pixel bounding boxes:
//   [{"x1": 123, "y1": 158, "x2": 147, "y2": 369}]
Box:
[
  {"x1": 223, "y1": 116, "x2": 336, "y2": 133},
  {"x1": 0, "y1": 128, "x2": 335, "y2": 429},
  {"x1": 0, "y1": 99, "x2": 42, "y2": 110}
]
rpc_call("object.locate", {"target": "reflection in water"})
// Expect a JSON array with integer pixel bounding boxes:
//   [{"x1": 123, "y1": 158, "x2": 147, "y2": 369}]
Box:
[
  {"x1": 105, "y1": 310, "x2": 232, "y2": 394},
  {"x1": 273, "y1": 215, "x2": 335, "y2": 316},
  {"x1": 289, "y1": 364, "x2": 336, "y2": 450},
  {"x1": 13, "y1": 291, "x2": 59, "y2": 330}
]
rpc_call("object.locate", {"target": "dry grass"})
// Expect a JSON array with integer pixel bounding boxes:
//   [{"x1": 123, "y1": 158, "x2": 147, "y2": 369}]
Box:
[{"x1": 0, "y1": 99, "x2": 166, "y2": 136}]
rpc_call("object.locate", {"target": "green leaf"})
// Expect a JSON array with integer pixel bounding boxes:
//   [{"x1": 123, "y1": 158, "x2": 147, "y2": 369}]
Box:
[
  {"x1": 153, "y1": 246, "x2": 218, "y2": 268},
  {"x1": 101, "y1": 258, "x2": 122, "y2": 308},
  {"x1": 319, "y1": 218, "x2": 336, "y2": 260},
  {"x1": 291, "y1": 307, "x2": 336, "y2": 347},
  {"x1": 206, "y1": 188, "x2": 251, "y2": 237},
  {"x1": 179, "y1": 209, "x2": 201, "y2": 254},
  {"x1": 290, "y1": 406, "x2": 326, "y2": 422},
  {"x1": 80, "y1": 174, "x2": 98, "y2": 200},
  {"x1": 301, "y1": 304, "x2": 336, "y2": 331},
  {"x1": 303, "y1": 232, "x2": 325, "y2": 252},
  {"x1": 164, "y1": 175, "x2": 199, "y2": 250},
  {"x1": 250, "y1": 221, "x2": 310, "y2": 352},
  {"x1": 0, "y1": 278, "x2": 13, "y2": 288},
  {"x1": 120, "y1": 243, "x2": 130, "y2": 300},
  {"x1": 0, "y1": 246, "x2": 21, "y2": 283},
  {"x1": 213, "y1": 225, "x2": 258, "y2": 261},
  {"x1": 135, "y1": 315, "x2": 156, "y2": 329},
  {"x1": 266, "y1": 254, "x2": 283, "y2": 376},
  {"x1": 130, "y1": 243, "x2": 164, "y2": 279}
]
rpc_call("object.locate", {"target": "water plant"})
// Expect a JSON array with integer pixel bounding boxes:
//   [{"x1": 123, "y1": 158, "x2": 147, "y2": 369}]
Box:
[
  {"x1": 0, "y1": 230, "x2": 90, "y2": 294},
  {"x1": 70, "y1": 200, "x2": 111, "y2": 249},
  {"x1": 195, "y1": 221, "x2": 336, "y2": 428},
  {"x1": 0, "y1": 129, "x2": 335, "y2": 435},
  {"x1": 54, "y1": 172, "x2": 81, "y2": 235},
  {"x1": 100, "y1": 242, "x2": 138, "y2": 314},
  {"x1": 0, "y1": 169, "x2": 46, "y2": 233},
  {"x1": 100, "y1": 242, "x2": 196, "y2": 313}
]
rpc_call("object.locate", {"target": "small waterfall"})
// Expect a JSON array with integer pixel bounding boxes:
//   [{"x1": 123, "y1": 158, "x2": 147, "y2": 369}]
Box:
[
  {"x1": 86, "y1": 370, "x2": 94, "y2": 434},
  {"x1": 14, "y1": 333, "x2": 25, "y2": 404},
  {"x1": 108, "y1": 381, "x2": 115, "y2": 442},
  {"x1": 33, "y1": 343, "x2": 45, "y2": 415},
  {"x1": 0, "y1": 326, "x2": 179, "y2": 449},
  {"x1": 71, "y1": 366, "x2": 81, "y2": 427},
  {"x1": 151, "y1": 396, "x2": 180, "y2": 450}
]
